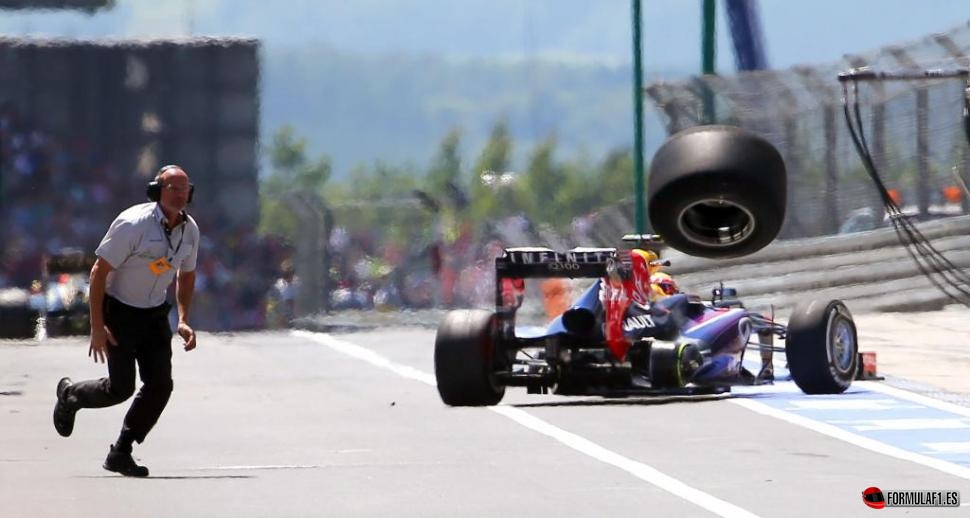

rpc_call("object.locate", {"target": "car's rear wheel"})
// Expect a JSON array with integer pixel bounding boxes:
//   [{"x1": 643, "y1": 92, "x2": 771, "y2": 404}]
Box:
[
  {"x1": 786, "y1": 299, "x2": 858, "y2": 394},
  {"x1": 434, "y1": 309, "x2": 506, "y2": 406}
]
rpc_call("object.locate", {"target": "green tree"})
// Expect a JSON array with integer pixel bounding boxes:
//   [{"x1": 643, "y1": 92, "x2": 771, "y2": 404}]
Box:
[
  {"x1": 258, "y1": 125, "x2": 332, "y2": 242},
  {"x1": 516, "y1": 134, "x2": 565, "y2": 223},
  {"x1": 329, "y1": 161, "x2": 430, "y2": 246},
  {"x1": 595, "y1": 148, "x2": 635, "y2": 206},
  {"x1": 342, "y1": 160, "x2": 419, "y2": 202},
  {"x1": 553, "y1": 152, "x2": 599, "y2": 225},
  {"x1": 470, "y1": 119, "x2": 514, "y2": 221},
  {"x1": 425, "y1": 127, "x2": 464, "y2": 201}
]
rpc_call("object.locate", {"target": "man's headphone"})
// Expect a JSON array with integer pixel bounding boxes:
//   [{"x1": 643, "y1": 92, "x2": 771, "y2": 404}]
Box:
[{"x1": 146, "y1": 164, "x2": 195, "y2": 203}]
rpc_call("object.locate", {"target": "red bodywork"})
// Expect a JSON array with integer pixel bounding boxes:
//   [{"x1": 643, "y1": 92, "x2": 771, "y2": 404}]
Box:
[{"x1": 602, "y1": 250, "x2": 655, "y2": 362}]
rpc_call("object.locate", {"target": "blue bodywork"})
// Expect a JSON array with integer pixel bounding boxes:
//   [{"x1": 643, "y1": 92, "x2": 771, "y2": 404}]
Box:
[{"x1": 537, "y1": 280, "x2": 750, "y2": 385}]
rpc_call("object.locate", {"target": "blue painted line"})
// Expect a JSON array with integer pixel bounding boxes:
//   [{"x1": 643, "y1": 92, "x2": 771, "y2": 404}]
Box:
[{"x1": 737, "y1": 381, "x2": 970, "y2": 469}]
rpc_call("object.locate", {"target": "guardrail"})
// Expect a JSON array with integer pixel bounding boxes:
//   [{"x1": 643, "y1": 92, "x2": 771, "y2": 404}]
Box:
[{"x1": 666, "y1": 215, "x2": 970, "y2": 314}]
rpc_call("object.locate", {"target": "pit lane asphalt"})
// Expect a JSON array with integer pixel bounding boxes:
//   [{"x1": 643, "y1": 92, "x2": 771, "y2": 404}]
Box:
[{"x1": 1, "y1": 309, "x2": 967, "y2": 518}]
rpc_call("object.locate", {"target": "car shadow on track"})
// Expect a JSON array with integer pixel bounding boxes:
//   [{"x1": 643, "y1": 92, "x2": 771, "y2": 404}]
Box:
[
  {"x1": 76, "y1": 475, "x2": 254, "y2": 480},
  {"x1": 509, "y1": 393, "x2": 734, "y2": 408},
  {"x1": 507, "y1": 384, "x2": 808, "y2": 407}
]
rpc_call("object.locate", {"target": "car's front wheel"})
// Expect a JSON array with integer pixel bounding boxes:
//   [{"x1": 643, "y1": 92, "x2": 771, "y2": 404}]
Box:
[{"x1": 786, "y1": 299, "x2": 858, "y2": 394}]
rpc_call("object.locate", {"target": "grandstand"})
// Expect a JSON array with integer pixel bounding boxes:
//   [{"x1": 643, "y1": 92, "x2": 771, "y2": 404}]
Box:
[{"x1": 0, "y1": 37, "x2": 278, "y2": 331}]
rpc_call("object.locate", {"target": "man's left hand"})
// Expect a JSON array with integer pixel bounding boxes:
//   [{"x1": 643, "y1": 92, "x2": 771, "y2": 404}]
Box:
[{"x1": 178, "y1": 322, "x2": 197, "y2": 351}]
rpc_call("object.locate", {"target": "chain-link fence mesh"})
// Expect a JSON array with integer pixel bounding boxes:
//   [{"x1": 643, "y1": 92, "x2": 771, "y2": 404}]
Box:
[
  {"x1": 645, "y1": 21, "x2": 970, "y2": 240},
  {"x1": 292, "y1": 23, "x2": 970, "y2": 322}
]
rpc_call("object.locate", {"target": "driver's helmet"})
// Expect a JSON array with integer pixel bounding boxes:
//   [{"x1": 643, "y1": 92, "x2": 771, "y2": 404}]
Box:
[
  {"x1": 651, "y1": 271, "x2": 679, "y2": 297},
  {"x1": 629, "y1": 248, "x2": 658, "y2": 306}
]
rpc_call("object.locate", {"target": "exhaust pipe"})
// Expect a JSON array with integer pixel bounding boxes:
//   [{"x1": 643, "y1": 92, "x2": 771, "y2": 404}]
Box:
[{"x1": 562, "y1": 307, "x2": 596, "y2": 335}]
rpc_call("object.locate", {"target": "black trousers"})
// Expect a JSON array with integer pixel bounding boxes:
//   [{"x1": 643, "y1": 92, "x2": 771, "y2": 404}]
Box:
[{"x1": 70, "y1": 296, "x2": 174, "y2": 445}]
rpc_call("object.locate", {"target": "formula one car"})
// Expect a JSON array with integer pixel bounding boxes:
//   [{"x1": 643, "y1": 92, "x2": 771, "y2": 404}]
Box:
[
  {"x1": 433, "y1": 236, "x2": 859, "y2": 406},
  {"x1": 42, "y1": 249, "x2": 95, "y2": 337},
  {"x1": 434, "y1": 124, "x2": 862, "y2": 405},
  {"x1": 0, "y1": 249, "x2": 95, "y2": 340}
]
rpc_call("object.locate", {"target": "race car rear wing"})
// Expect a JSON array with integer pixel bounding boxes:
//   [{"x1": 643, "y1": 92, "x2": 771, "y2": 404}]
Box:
[
  {"x1": 495, "y1": 247, "x2": 617, "y2": 279},
  {"x1": 494, "y1": 247, "x2": 617, "y2": 332}
]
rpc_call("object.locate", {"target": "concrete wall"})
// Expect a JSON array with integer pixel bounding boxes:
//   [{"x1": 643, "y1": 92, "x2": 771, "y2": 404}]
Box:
[{"x1": 665, "y1": 215, "x2": 970, "y2": 315}]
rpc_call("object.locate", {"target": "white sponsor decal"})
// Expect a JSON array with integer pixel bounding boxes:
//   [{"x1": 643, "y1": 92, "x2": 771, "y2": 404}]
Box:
[
  {"x1": 623, "y1": 314, "x2": 656, "y2": 331},
  {"x1": 505, "y1": 249, "x2": 613, "y2": 265}
]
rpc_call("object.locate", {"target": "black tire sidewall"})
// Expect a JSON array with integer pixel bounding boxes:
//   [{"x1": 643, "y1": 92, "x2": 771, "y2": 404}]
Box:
[
  {"x1": 786, "y1": 300, "x2": 858, "y2": 394},
  {"x1": 433, "y1": 309, "x2": 505, "y2": 406},
  {"x1": 649, "y1": 178, "x2": 784, "y2": 259},
  {"x1": 647, "y1": 125, "x2": 786, "y2": 259}
]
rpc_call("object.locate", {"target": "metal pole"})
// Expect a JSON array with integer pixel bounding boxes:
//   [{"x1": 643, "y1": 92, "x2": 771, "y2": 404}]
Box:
[
  {"x1": 883, "y1": 49, "x2": 935, "y2": 218},
  {"x1": 631, "y1": 0, "x2": 646, "y2": 234},
  {"x1": 701, "y1": 0, "x2": 717, "y2": 123},
  {"x1": 702, "y1": 0, "x2": 716, "y2": 74}
]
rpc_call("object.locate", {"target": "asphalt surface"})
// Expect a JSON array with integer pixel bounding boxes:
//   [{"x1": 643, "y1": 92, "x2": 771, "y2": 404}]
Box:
[{"x1": 1, "y1": 307, "x2": 968, "y2": 517}]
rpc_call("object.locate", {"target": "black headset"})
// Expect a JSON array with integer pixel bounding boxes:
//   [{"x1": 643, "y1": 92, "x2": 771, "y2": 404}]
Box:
[{"x1": 146, "y1": 164, "x2": 195, "y2": 203}]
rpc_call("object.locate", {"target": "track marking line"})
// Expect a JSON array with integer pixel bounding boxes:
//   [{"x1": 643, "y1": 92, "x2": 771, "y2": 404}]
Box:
[
  {"x1": 294, "y1": 330, "x2": 762, "y2": 518},
  {"x1": 857, "y1": 381, "x2": 970, "y2": 418}
]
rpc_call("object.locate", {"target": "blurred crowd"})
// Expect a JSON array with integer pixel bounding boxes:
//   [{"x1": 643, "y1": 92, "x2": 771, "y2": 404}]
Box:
[
  {"x1": 320, "y1": 214, "x2": 547, "y2": 314},
  {"x1": 0, "y1": 101, "x2": 512, "y2": 332},
  {"x1": 0, "y1": 102, "x2": 604, "y2": 331},
  {"x1": 0, "y1": 102, "x2": 290, "y2": 332}
]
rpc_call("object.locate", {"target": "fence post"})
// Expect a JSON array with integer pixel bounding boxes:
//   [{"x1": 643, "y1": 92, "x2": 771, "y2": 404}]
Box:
[
  {"x1": 287, "y1": 192, "x2": 330, "y2": 317},
  {"x1": 321, "y1": 206, "x2": 333, "y2": 313},
  {"x1": 796, "y1": 67, "x2": 841, "y2": 234},
  {"x1": 888, "y1": 47, "x2": 931, "y2": 217},
  {"x1": 932, "y1": 34, "x2": 970, "y2": 215},
  {"x1": 845, "y1": 54, "x2": 889, "y2": 223}
]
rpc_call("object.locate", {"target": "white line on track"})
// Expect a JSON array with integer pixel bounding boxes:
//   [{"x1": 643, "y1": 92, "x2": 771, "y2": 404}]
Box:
[
  {"x1": 490, "y1": 405, "x2": 760, "y2": 518},
  {"x1": 858, "y1": 381, "x2": 970, "y2": 418},
  {"x1": 293, "y1": 330, "x2": 762, "y2": 518}
]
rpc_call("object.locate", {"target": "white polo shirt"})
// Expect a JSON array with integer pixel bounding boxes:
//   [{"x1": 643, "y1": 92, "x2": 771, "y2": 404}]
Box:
[{"x1": 95, "y1": 202, "x2": 200, "y2": 308}]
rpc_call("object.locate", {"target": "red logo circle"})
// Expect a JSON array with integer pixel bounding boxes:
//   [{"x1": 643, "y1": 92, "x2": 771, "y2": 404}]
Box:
[{"x1": 862, "y1": 487, "x2": 885, "y2": 509}]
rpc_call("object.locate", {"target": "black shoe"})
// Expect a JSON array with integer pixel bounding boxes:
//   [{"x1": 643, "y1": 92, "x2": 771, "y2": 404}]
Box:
[
  {"x1": 53, "y1": 377, "x2": 78, "y2": 438},
  {"x1": 103, "y1": 445, "x2": 149, "y2": 477}
]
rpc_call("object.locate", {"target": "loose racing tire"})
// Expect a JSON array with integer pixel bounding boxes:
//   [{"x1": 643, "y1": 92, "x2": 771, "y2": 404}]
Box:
[
  {"x1": 434, "y1": 309, "x2": 506, "y2": 406},
  {"x1": 647, "y1": 125, "x2": 786, "y2": 259},
  {"x1": 786, "y1": 299, "x2": 858, "y2": 394}
]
